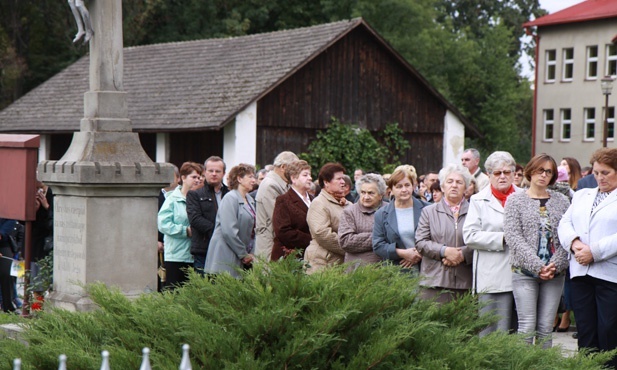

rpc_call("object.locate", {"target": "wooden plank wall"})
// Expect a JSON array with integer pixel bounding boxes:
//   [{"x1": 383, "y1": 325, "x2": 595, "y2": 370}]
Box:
[
  {"x1": 257, "y1": 26, "x2": 446, "y2": 174},
  {"x1": 169, "y1": 131, "x2": 223, "y2": 168}
]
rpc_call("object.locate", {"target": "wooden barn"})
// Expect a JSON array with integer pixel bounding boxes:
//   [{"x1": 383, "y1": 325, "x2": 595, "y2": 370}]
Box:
[{"x1": 0, "y1": 18, "x2": 479, "y2": 173}]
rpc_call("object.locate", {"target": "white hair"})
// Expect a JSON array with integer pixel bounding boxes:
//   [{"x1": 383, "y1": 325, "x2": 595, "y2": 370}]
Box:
[
  {"x1": 484, "y1": 151, "x2": 516, "y2": 174},
  {"x1": 355, "y1": 173, "x2": 387, "y2": 196},
  {"x1": 438, "y1": 163, "x2": 472, "y2": 188},
  {"x1": 273, "y1": 151, "x2": 299, "y2": 167}
]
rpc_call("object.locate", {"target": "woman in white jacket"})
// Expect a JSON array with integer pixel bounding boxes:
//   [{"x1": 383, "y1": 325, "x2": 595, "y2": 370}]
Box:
[
  {"x1": 463, "y1": 151, "x2": 522, "y2": 337},
  {"x1": 558, "y1": 148, "x2": 617, "y2": 367}
]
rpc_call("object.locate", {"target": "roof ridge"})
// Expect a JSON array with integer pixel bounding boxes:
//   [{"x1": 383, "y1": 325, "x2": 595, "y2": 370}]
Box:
[{"x1": 125, "y1": 18, "x2": 362, "y2": 50}]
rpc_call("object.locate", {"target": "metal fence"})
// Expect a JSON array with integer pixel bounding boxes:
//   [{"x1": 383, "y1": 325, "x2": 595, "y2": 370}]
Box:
[{"x1": 12, "y1": 344, "x2": 192, "y2": 370}]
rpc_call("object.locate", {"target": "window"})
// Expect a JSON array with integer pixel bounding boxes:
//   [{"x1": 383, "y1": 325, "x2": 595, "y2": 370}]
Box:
[
  {"x1": 561, "y1": 109, "x2": 571, "y2": 141},
  {"x1": 584, "y1": 108, "x2": 595, "y2": 141},
  {"x1": 586, "y1": 46, "x2": 598, "y2": 79},
  {"x1": 607, "y1": 44, "x2": 617, "y2": 76},
  {"x1": 545, "y1": 50, "x2": 556, "y2": 82},
  {"x1": 544, "y1": 109, "x2": 554, "y2": 141},
  {"x1": 562, "y1": 48, "x2": 574, "y2": 81}
]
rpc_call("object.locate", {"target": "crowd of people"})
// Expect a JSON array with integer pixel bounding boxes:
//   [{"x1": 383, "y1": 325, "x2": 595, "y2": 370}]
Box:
[{"x1": 156, "y1": 147, "x2": 617, "y2": 366}]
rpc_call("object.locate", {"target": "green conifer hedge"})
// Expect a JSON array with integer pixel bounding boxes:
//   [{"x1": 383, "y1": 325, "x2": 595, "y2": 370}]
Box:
[{"x1": 0, "y1": 260, "x2": 612, "y2": 369}]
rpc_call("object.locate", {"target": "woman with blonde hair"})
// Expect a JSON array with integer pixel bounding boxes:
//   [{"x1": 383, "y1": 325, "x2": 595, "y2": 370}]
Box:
[{"x1": 373, "y1": 168, "x2": 429, "y2": 272}]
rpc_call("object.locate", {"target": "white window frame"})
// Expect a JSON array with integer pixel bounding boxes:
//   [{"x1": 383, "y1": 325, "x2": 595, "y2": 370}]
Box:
[
  {"x1": 545, "y1": 49, "x2": 556, "y2": 82},
  {"x1": 584, "y1": 108, "x2": 596, "y2": 141},
  {"x1": 543, "y1": 109, "x2": 554, "y2": 141},
  {"x1": 607, "y1": 44, "x2": 617, "y2": 77},
  {"x1": 560, "y1": 109, "x2": 571, "y2": 141},
  {"x1": 562, "y1": 48, "x2": 574, "y2": 81},
  {"x1": 586, "y1": 45, "x2": 598, "y2": 80}
]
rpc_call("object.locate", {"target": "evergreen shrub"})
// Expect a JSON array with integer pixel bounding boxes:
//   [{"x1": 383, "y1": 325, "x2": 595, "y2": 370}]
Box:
[{"x1": 0, "y1": 259, "x2": 612, "y2": 369}]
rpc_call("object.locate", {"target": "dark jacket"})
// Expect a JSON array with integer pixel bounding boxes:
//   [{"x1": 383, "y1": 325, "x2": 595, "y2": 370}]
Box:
[
  {"x1": 271, "y1": 189, "x2": 313, "y2": 261},
  {"x1": 186, "y1": 183, "x2": 229, "y2": 256},
  {"x1": 0, "y1": 219, "x2": 17, "y2": 253},
  {"x1": 577, "y1": 173, "x2": 597, "y2": 190}
]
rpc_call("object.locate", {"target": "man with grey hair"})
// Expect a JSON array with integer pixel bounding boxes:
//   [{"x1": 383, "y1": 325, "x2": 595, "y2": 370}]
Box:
[
  {"x1": 461, "y1": 148, "x2": 489, "y2": 190},
  {"x1": 255, "y1": 151, "x2": 299, "y2": 260}
]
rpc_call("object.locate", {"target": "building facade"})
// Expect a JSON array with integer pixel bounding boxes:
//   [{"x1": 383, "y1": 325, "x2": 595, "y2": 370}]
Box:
[{"x1": 525, "y1": 0, "x2": 617, "y2": 165}]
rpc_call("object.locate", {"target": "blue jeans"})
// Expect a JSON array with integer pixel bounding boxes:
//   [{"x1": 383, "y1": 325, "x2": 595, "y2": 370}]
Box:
[
  {"x1": 512, "y1": 273, "x2": 565, "y2": 348},
  {"x1": 193, "y1": 254, "x2": 206, "y2": 276}
]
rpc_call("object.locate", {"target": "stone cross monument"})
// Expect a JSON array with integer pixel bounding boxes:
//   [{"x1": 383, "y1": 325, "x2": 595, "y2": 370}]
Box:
[{"x1": 37, "y1": 0, "x2": 173, "y2": 310}]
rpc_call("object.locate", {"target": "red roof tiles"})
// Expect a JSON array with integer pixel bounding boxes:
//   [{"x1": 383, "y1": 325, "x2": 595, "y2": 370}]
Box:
[{"x1": 524, "y1": 0, "x2": 617, "y2": 28}]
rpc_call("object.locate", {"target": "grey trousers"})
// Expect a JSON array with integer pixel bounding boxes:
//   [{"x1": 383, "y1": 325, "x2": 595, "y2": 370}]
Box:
[
  {"x1": 479, "y1": 291, "x2": 515, "y2": 337},
  {"x1": 512, "y1": 273, "x2": 565, "y2": 348}
]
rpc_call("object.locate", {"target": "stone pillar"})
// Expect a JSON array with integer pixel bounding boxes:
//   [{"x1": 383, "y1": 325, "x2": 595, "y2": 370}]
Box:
[{"x1": 37, "y1": 0, "x2": 173, "y2": 311}]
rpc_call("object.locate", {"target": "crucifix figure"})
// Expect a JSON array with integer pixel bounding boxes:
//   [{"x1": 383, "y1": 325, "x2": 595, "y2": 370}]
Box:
[{"x1": 69, "y1": 0, "x2": 93, "y2": 44}]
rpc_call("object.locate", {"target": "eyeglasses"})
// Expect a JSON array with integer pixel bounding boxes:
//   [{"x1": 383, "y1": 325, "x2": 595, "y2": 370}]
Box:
[
  {"x1": 492, "y1": 170, "x2": 513, "y2": 177},
  {"x1": 514, "y1": 172, "x2": 523, "y2": 177},
  {"x1": 534, "y1": 168, "x2": 553, "y2": 176}
]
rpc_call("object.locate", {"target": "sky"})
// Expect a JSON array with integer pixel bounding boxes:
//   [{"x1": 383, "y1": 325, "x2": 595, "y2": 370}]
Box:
[
  {"x1": 520, "y1": 0, "x2": 586, "y2": 78},
  {"x1": 540, "y1": 0, "x2": 585, "y2": 14}
]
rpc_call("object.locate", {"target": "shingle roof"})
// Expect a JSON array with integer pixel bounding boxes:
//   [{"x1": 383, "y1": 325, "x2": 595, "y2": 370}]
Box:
[
  {"x1": 523, "y1": 0, "x2": 617, "y2": 28},
  {"x1": 0, "y1": 18, "x2": 476, "y2": 135}
]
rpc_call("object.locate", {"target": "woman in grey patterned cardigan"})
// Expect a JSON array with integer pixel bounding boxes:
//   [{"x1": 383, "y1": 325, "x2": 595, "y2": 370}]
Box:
[{"x1": 504, "y1": 154, "x2": 570, "y2": 348}]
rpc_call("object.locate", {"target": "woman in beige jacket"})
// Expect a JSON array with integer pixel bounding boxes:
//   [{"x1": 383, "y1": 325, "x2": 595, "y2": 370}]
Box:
[
  {"x1": 305, "y1": 163, "x2": 350, "y2": 274},
  {"x1": 416, "y1": 164, "x2": 473, "y2": 304}
]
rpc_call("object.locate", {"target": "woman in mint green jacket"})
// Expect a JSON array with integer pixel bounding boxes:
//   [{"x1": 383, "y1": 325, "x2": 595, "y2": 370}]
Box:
[{"x1": 158, "y1": 162, "x2": 202, "y2": 290}]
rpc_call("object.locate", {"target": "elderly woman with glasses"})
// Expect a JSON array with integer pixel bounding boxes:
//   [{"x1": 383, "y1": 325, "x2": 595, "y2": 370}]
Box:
[
  {"x1": 463, "y1": 151, "x2": 523, "y2": 336},
  {"x1": 504, "y1": 154, "x2": 570, "y2": 348},
  {"x1": 416, "y1": 164, "x2": 473, "y2": 304},
  {"x1": 338, "y1": 174, "x2": 387, "y2": 270}
]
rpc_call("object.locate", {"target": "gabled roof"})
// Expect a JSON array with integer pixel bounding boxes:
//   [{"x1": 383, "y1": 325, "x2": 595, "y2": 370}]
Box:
[
  {"x1": 524, "y1": 0, "x2": 617, "y2": 28},
  {"x1": 0, "y1": 18, "x2": 478, "y2": 136}
]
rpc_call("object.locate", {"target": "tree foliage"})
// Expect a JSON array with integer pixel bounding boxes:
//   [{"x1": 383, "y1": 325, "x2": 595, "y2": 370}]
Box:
[
  {"x1": 0, "y1": 0, "x2": 542, "y2": 162},
  {"x1": 299, "y1": 118, "x2": 409, "y2": 177},
  {"x1": 0, "y1": 260, "x2": 612, "y2": 369}
]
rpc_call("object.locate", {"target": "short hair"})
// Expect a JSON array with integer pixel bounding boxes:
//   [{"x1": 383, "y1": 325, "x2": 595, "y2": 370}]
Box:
[
  {"x1": 256, "y1": 168, "x2": 269, "y2": 177},
  {"x1": 273, "y1": 151, "x2": 299, "y2": 167},
  {"x1": 227, "y1": 163, "x2": 256, "y2": 190},
  {"x1": 463, "y1": 148, "x2": 481, "y2": 160},
  {"x1": 317, "y1": 163, "x2": 345, "y2": 188},
  {"x1": 484, "y1": 151, "x2": 516, "y2": 174},
  {"x1": 438, "y1": 163, "x2": 472, "y2": 189},
  {"x1": 394, "y1": 164, "x2": 418, "y2": 185},
  {"x1": 355, "y1": 168, "x2": 366, "y2": 175},
  {"x1": 387, "y1": 168, "x2": 415, "y2": 189},
  {"x1": 355, "y1": 173, "x2": 387, "y2": 196},
  {"x1": 179, "y1": 162, "x2": 203, "y2": 185},
  {"x1": 590, "y1": 148, "x2": 617, "y2": 172},
  {"x1": 204, "y1": 156, "x2": 226, "y2": 172},
  {"x1": 524, "y1": 153, "x2": 558, "y2": 185},
  {"x1": 429, "y1": 181, "x2": 442, "y2": 193},
  {"x1": 342, "y1": 174, "x2": 352, "y2": 188},
  {"x1": 515, "y1": 164, "x2": 524, "y2": 173},
  {"x1": 285, "y1": 160, "x2": 311, "y2": 183}
]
